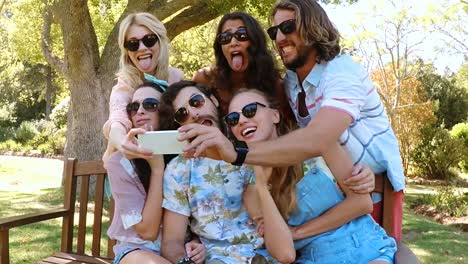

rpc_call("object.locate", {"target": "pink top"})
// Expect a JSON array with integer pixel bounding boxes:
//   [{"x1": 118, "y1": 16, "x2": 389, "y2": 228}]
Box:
[
  {"x1": 106, "y1": 151, "x2": 162, "y2": 254},
  {"x1": 102, "y1": 67, "x2": 184, "y2": 164}
]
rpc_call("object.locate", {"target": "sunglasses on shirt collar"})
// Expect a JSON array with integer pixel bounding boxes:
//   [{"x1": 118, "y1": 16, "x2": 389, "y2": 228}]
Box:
[
  {"x1": 217, "y1": 28, "x2": 249, "y2": 45},
  {"x1": 124, "y1": 34, "x2": 159, "y2": 52},
  {"x1": 126, "y1": 98, "x2": 160, "y2": 117},
  {"x1": 174, "y1": 93, "x2": 206, "y2": 124},
  {"x1": 267, "y1": 19, "x2": 297, "y2": 40},
  {"x1": 224, "y1": 102, "x2": 268, "y2": 127}
]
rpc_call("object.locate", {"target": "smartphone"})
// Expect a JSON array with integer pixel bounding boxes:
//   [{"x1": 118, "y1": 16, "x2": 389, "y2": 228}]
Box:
[{"x1": 138, "y1": 130, "x2": 188, "y2": 154}]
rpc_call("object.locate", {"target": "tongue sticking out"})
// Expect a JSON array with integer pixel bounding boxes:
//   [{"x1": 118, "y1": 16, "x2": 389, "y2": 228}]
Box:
[
  {"x1": 232, "y1": 55, "x2": 243, "y2": 71},
  {"x1": 139, "y1": 57, "x2": 152, "y2": 71}
]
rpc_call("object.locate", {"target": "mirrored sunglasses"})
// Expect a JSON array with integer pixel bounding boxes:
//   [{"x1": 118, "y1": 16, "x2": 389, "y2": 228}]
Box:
[
  {"x1": 224, "y1": 102, "x2": 267, "y2": 127},
  {"x1": 126, "y1": 98, "x2": 160, "y2": 117},
  {"x1": 124, "y1": 34, "x2": 159, "y2": 52},
  {"x1": 267, "y1": 19, "x2": 296, "y2": 40},
  {"x1": 217, "y1": 28, "x2": 249, "y2": 45},
  {"x1": 174, "y1": 93, "x2": 206, "y2": 124}
]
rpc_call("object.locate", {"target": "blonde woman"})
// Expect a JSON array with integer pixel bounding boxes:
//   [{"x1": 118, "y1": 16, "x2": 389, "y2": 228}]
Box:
[{"x1": 103, "y1": 12, "x2": 184, "y2": 164}]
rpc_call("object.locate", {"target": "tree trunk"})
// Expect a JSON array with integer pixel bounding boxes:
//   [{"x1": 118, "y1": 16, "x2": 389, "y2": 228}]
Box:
[
  {"x1": 45, "y1": 64, "x2": 53, "y2": 119},
  {"x1": 47, "y1": 0, "x2": 240, "y2": 161},
  {"x1": 60, "y1": 0, "x2": 105, "y2": 161}
]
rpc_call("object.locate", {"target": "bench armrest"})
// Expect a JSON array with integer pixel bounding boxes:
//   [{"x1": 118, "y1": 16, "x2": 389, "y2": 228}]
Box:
[{"x1": 0, "y1": 208, "x2": 69, "y2": 231}]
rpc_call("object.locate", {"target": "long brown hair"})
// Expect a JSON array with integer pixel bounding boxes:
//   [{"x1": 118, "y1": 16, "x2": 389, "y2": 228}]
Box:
[
  {"x1": 231, "y1": 89, "x2": 302, "y2": 219},
  {"x1": 271, "y1": 0, "x2": 341, "y2": 62}
]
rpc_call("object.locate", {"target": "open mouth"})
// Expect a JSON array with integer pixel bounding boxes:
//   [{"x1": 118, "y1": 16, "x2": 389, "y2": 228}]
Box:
[
  {"x1": 199, "y1": 119, "x2": 214, "y2": 127},
  {"x1": 281, "y1": 45, "x2": 294, "y2": 56},
  {"x1": 136, "y1": 53, "x2": 153, "y2": 69},
  {"x1": 231, "y1": 51, "x2": 244, "y2": 71},
  {"x1": 241, "y1": 126, "x2": 257, "y2": 138}
]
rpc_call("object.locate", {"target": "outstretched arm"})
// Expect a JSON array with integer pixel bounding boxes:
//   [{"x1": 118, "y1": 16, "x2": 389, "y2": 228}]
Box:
[{"x1": 179, "y1": 107, "x2": 352, "y2": 166}]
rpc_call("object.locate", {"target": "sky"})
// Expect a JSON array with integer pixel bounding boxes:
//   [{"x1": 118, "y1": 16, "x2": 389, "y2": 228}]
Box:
[{"x1": 322, "y1": 0, "x2": 466, "y2": 74}]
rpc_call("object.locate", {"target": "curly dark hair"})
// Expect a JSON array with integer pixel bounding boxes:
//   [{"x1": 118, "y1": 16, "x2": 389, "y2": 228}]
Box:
[
  {"x1": 271, "y1": 0, "x2": 341, "y2": 62},
  {"x1": 213, "y1": 12, "x2": 280, "y2": 97}
]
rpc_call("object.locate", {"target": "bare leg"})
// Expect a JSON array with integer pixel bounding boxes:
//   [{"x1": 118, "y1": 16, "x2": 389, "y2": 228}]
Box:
[{"x1": 120, "y1": 249, "x2": 172, "y2": 264}]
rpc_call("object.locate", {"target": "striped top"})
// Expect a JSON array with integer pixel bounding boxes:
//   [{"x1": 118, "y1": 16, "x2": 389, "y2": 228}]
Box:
[{"x1": 284, "y1": 54, "x2": 404, "y2": 191}]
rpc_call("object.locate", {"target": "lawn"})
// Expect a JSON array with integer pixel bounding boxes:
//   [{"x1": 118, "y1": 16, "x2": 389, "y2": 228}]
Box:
[{"x1": 1, "y1": 155, "x2": 467, "y2": 263}]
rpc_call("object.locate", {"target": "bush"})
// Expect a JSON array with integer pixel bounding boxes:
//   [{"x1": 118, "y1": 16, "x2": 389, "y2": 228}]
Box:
[
  {"x1": 0, "y1": 126, "x2": 15, "y2": 142},
  {"x1": 450, "y1": 123, "x2": 468, "y2": 172},
  {"x1": 411, "y1": 125, "x2": 466, "y2": 180},
  {"x1": 14, "y1": 121, "x2": 39, "y2": 143},
  {"x1": 416, "y1": 187, "x2": 468, "y2": 217},
  {"x1": 49, "y1": 97, "x2": 69, "y2": 129},
  {"x1": 0, "y1": 139, "x2": 23, "y2": 152}
]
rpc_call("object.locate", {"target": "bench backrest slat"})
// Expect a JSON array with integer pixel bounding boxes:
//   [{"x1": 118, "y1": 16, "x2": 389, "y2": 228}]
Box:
[
  {"x1": 92, "y1": 174, "x2": 106, "y2": 256},
  {"x1": 77, "y1": 176, "x2": 90, "y2": 254},
  {"x1": 60, "y1": 158, "x2": 115, "y2": 258},
  {"x1": 61, "y1": 159, "x2": 77, "y2": 252}
]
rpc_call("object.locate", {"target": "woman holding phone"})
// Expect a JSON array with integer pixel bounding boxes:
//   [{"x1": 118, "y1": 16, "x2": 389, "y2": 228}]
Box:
[{"x1": 106, "y1": 82, "x2": 205, "y2": 264}]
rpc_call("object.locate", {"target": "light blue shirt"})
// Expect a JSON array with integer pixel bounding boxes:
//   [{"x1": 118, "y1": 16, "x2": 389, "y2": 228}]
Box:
[{"x1": 284, "y1": 54, "x2": 405, "y2": 191}]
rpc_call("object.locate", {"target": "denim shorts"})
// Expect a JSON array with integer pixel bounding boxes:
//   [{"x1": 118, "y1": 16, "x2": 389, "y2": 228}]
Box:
[
  {"x1": 113, "y1": 247, "x2": 161, "y2": 264},
  {"x1": 296, "y1": 217, "x2": 397, "y2": 264}
]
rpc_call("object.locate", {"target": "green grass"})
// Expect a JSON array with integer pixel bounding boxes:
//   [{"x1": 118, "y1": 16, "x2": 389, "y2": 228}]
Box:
[
  {"x1": 402, "y1": 206, "x2": 467, "y2": 263},
  {"x1": 1, "y1": 156, "x2": 467, "y2": 263}
]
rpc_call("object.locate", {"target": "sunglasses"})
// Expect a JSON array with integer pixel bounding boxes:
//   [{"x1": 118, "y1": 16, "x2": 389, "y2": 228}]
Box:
[
  {"x1": 217, "y1": 28, "x2": 249, "y2": 45},
  {"x1": 267, "y1": 19, "x2": 297, "y2": 40},
  {"x1": 224, "y1": 102, "x2": 268, "y2": 127},
  {"x1": 174, "y1": 93, "x2": 206, "y2": 124},
  {"x1": 126, "y1": 98, "x2": 160, "y2": 117},
  {"x1": 124, "y1": 34, "x2": 159, "y2": 52}
]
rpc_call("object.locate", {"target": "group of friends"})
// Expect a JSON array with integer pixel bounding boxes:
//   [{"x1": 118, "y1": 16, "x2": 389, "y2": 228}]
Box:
[{"x1": 101, "y1": 0, "x2": 405, "y2": 263}]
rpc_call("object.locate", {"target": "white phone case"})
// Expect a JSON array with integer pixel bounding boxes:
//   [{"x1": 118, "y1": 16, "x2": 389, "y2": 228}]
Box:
[{"x1": 137, "y1": 130, "x2": 188, "y2": 154}]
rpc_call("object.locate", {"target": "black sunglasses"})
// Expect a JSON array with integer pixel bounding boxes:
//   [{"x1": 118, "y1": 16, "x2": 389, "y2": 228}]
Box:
[
  {"x1": 267, "y1": 19, "x2": 297, "y2": 40},
  {"x1": 224, "y1": 102, "x2": 268, "y2": 127},
  {"x1": 174, "y1": 93, "x2": 206, "y2": 124},
  {"x1": 217, "y1": 28, "x2": 249, "y2": 45},
  {"x1": 124, "y1": 34, "x2": 159, "y2": 52},
  {"x1": 126, "y1": 98, "x2": 160, "y2": 117}
]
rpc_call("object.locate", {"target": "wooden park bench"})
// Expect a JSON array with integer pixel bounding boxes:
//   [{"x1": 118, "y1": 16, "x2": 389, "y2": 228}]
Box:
[{"x1": 0, "y1": 158, "x2": 419, "y2": 263}]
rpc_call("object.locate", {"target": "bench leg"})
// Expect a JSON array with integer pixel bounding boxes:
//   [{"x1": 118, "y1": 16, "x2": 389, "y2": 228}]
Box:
[{"x1": 0, "y1": 229, "x2": 9, "y2": 264}]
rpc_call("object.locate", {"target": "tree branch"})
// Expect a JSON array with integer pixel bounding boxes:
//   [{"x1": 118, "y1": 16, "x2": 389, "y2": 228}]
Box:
[
  {"x1": 41, "y1": 2, "x2": 66, "y2": 75},
  {"x1": 149, "y1": 0, "x2": 196, "y2": 21},
  {"x1": 0, "y1": 0, "x2": 7, "y2": 14},
  {"x1": 164, "y1": 1, "x2": 219, "y2": 40}
]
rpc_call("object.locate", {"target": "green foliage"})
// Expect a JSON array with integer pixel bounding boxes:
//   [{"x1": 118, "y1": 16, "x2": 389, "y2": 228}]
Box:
[
  {"x1": 49, "y1": 97, "x2": 69, "y2": 129},
  {"x1": 418, "y1": 68, "x2": 468, "y2": 129},
  {"x1": 0, "y1": 126, "x2": 15, "y2": 142},
  {"x1": 170, "y1": 18, "x2": 218, "y2": 76},
  {"x1": 411, "y1": 125, "x2": 465, "y2": 180},
  {"x1": 450, "y1": 123, "x2": 468, "y2": 172},
  {"x1": 14, "y1": 121, "x2": 39, "y2": 143},
  {"x1": 0, "y1": 139, "x2": 23, "y2": 152},
  {"x1": 414, "y1": 187, "x2": 468, "y2": 217}
]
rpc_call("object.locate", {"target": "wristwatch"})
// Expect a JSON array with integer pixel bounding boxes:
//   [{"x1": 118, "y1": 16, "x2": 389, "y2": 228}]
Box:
[{"x1": 231, "y1": 140, "x2": 249, "y2": 166}]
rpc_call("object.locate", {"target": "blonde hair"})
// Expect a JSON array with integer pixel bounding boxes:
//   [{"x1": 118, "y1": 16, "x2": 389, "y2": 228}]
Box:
[
  {"x1": 231, "y1": 89, "x2": 303, "y2": 219},
  {"x1": 117, "y1": 12, "x2": 170, "y2": 88}
]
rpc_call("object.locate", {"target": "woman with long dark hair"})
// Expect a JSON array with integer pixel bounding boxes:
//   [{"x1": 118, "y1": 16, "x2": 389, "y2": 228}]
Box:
[
  {"x1": 192, "y1": 11, "x2": 293, "y2": 121},
  {"x1": 106, "y1": 82, "x2": 205, "y2": 264}
]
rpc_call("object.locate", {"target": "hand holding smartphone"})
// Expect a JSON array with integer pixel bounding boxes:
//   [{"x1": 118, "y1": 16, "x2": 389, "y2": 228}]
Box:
[{"x1": 138, "y1": 130, "x2": 188, "y2": 154}]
